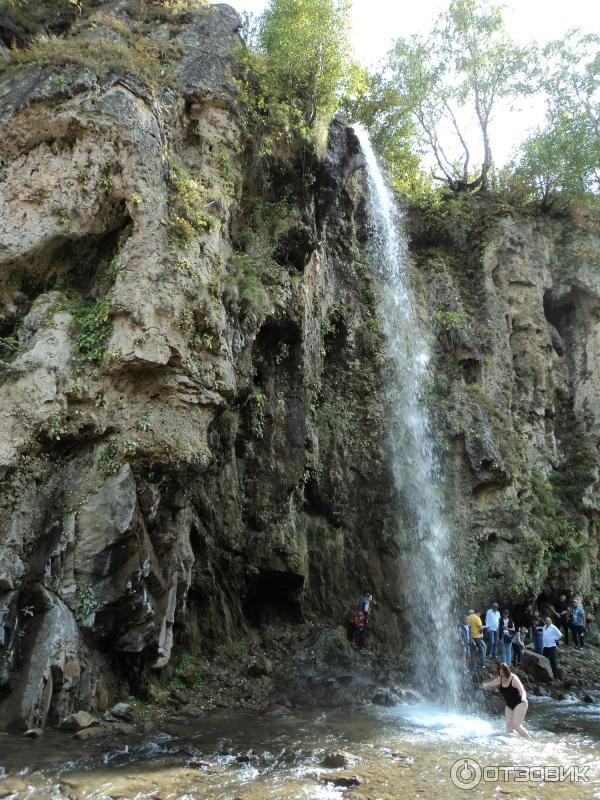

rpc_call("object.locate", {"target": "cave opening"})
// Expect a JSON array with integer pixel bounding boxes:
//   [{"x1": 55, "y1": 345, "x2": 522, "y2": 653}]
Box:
[{"x1": 243, "y1": 569, "x2": 305, "y2": 628}]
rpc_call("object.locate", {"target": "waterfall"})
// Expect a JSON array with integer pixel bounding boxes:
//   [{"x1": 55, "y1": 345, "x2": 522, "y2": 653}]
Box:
[{"x1": 353, "y1": 125, "x2": 460, "y2": 702}]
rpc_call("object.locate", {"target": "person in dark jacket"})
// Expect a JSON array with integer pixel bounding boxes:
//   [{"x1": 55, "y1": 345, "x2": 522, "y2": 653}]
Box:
[{"x1": 531, "y1": 610, "x2": 545, "y2": 654}]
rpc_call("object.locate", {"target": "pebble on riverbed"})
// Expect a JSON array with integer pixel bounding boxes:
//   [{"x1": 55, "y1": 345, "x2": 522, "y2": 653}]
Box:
[{"x1": 321, "y1": 750, "x2": 352, "y2": 768}]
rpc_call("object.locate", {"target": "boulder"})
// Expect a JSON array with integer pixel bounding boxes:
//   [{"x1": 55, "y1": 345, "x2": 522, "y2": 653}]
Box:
[
  {"x1": 325, "y1": 775, "x2": 362, "y2": 788},
  {"x1": 23, "y1": 728, "x2": 44, "y2": 737},
  {"x1": 262, "y1": 704, "x2": 291, "y2": 719},
  {"x1": 60, "y1": 711, "x2": 97, "y2": 732},
  {"x1": 521, "y1": 649, "x2": 553, "y2": 683},
  {"x1": 73, "y1": 726, "x2": 109, "y2": 741},
  {"x1": 110, "y1": 703, "x2": 134, "y2": 720}
]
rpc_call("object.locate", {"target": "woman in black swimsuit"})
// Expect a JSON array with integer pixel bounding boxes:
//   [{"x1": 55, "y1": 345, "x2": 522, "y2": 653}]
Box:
[{"x1": 482, "y1": 663, "x2": 530, "y2": 737}]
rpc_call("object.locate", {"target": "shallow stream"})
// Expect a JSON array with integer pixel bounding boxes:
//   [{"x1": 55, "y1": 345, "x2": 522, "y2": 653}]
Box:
[{"x1": 1, "y1": 699, "x2": 599, "y2": 799}]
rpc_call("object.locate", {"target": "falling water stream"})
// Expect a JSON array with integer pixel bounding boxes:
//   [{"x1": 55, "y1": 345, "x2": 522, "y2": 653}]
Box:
[{"x1": 353, "y1": 125, "x2": 459, "y2": 701}]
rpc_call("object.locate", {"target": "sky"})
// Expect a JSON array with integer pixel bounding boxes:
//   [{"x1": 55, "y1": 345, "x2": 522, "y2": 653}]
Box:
[{"x1": 226, "y1": 0, "x2": 600, "y2": 166}]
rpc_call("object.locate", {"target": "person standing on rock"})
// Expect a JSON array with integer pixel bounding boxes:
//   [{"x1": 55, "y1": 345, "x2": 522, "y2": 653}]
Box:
[
  {"x1": 531, "y1": 610, "x2": 545, "y2": 655},
  {"x1": 351, "y1": 607, "x2": 367, "y2": 650},
  {"x1": 482, "y1": 663, "x2": 530, "y2": 738},
  {"x1": 467, "y1": 609, "x2": 486, "y2": 670},
  {"x1": 570, "y1": 599, "x2": 586, "y2": 650},
  {"x1": 485, "y1": 602, "x2": 500, "y2": 660},
  {"x1": 512, "y1": 626, "x2": 527, "y2": 667},
  {"x1": 359, "y1": 593, "x2": 373, "y2": 625},
  {"x1": 555, "y1": 594, "x2": 571, "y2": 645},
  {"x1": 542, "y1": 616, "x2": 562, "y2": 678},
  {"x1": 499, "y1": 609, "x2": 516, "y2": 664},
  {"x1": 460, "y1": 614, "x2": 473, "y2": 672}
]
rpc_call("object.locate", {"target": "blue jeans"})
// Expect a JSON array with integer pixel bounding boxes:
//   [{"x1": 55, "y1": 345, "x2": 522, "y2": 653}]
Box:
[
  {"x1": 501, "y1": 639, "x2": 512, "y2": 664},
  {"x1": 472, "y1": 637, "x2": 486, "y2": 668},
  {"x1": 487, "y1": 629, "x2": 498, "y2": 659},
  {"x1": 534, "y1": 632, "x2": 544, "y2": 654}
]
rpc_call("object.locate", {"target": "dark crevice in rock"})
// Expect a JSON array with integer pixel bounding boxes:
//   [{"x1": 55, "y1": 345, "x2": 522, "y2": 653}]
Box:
[{"x1": 243, "y1": 569, "x2": 305, "y2": 628}]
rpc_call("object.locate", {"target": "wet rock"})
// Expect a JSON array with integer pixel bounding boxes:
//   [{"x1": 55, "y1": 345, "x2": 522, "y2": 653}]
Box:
[
  {"x1": 371, "y1": 690, "x2": 396, "y2": 707},
  {"x1": 533, "y1": 685, "x2": 549, "y2": 696},
  {"x1": 247, "y1": 655, "x2": 273, "y2": 677},
  {"x1": 147, "y1": 684, "x2": 170, "y2": 705},
  {"x1": 262, "y1": 704, "x2": 291, "y2": 719},
  {"x1": 110, "y1": 703, "x2": 134, "y2": 720},
  {"x1": 582, "y1": 693, "x2": 595, "y2": 704},
  {"x1": 73, "y1": 726, "x2": 109, "y2": 740},
  {"x1": 169, "y1": 689, "x2": 191, "y2": 705},
  {"x1": 23, "y1": 727, "x2": 44, "y2": 737},
  {"x1": 60, "y1": 710, "x2": 97, "y2": 731},
  {"x1": 521, "y1": 650, "x2": 553, "y2": 683},
  {"x1": 236, "y1": 752, "x2": 259, "y2": 765},
  {"x1": 112, "y1": 722, "x2": 135, "y2": 736},
  {"x1": 0, "y1": 778, "x2": 28, "y2": 797},
  {"x1": 323, "y1": 774, "x2": 363, "y2": 788},
  {"x1": 321, "y1": 750, "x2": 352, "y2": 768}
]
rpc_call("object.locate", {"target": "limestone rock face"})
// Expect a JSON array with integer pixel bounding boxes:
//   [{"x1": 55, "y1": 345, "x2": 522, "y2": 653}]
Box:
[
  {"x1": 0, "y1": 3, "x2": 397, "y2": 728},
  {"x1": 0, "y1": 1, "x2": 598, "y2": 730},
  {"x1": 412, "y1": 209, "x2": 600, "y2": 615}
]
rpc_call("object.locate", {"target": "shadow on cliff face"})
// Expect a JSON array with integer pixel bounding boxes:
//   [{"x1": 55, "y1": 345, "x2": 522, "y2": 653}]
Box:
[{"x1": 243, "y1": 570, "x2": 305, "y2": 627}]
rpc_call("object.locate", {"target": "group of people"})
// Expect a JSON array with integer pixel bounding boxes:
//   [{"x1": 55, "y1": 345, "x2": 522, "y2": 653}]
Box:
[{"x1": 461, "y1": 596, "x2": 587, "y2": 680}]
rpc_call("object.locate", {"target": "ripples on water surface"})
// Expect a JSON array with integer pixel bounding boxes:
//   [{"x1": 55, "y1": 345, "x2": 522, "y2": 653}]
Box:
[{"x1": 1, "y1": 700, "x2": 599, "y2": 799}]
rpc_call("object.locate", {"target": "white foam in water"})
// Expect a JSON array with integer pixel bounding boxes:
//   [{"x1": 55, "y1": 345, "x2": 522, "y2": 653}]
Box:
[{"x1": 393, "y1": 702, "x2": 497, "y2": 738}]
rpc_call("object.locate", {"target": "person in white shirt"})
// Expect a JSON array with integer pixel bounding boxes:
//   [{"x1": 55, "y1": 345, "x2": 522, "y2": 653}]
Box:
[
  {"x1": 485, "y1": 602, "x2": 500, "y2": 660},
  {"x1": 542, "y1": 616, "x2": 562, "y2": 679}
]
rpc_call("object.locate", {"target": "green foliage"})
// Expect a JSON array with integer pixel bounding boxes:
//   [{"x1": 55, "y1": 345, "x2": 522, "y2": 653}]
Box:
[
  {"x1": 246, "y1": 390, "x2": 267, "y2": 439},
  {"x1": 97, "y1": 440, "x2": 121, "y2": 476},
  {"x1": 224, "y1": 198, "x2": 299, "y2": 317},
  {"x1": 167, "y1": 160, "x2": 217, "y2": 249},
  {"x1": 1, "y1": 29, "x2": 177, "y2": 85},
  {"x1": 386, "y1": 0, "x2": 530, "y2": 191},
  {"x1": 255, "y1": 0, "x2": 361, "y2": 130},
  {"x1": 506, "y1": 31, "x2": 599, "y2": 205},
  {"x1": 344, "y1": 72, "x2": 427, "y2": 197},
  {"x1": 76, "y1": 297, "x2": 111, "y2": 362},
  {"x1": 74, "y1": 581, "x2": 96, "y2": 623},
  {"x1": 136, "y1": 409, "x2": 152, "y2": 432},
  {"x1": 274, "y1": 342, "x2": 289, "y2": 365},
  {"x1": 0, "y1": 0, "x2": 82, "y2": 36},
  {"x1": 170, "y1": 652, "x2": 204, "y2": 690},
  {"x1": 431, "y1": 308, "x2": 468, "y2": 336},
  {"x1": 530, "y1": 469, "x2": 587, "y2": 568}
]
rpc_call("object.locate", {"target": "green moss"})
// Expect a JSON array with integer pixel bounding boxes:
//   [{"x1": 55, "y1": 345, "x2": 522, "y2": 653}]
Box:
[{"x1": 1, "y1": 32, "x2": 177, "y2": 85}]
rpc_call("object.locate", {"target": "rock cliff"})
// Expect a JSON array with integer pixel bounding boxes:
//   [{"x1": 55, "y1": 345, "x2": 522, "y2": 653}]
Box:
[
  {"x1": 0, "y1": 1, "x2": 598, "y2": 730},
  {"x1": 0, "y1": 1, "x2": 401, "y2": 730}
]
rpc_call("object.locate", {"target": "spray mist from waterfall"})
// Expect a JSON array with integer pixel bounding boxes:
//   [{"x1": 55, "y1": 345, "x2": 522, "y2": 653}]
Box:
[{"x1": 353, "y1": 125, "x2": 460, "y2": 703}]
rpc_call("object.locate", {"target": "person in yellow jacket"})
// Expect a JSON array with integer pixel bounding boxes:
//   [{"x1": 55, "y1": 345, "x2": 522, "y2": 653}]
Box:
[{"x1": 467, "y1": 609, "x2": 486, "y2": 669}]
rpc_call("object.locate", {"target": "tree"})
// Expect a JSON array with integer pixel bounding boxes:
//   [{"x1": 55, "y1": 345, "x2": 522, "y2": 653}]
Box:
[
  {"x1": 344, "y1": 71, "x2": 427, "y2": 197},
  {"x1": 510, "y1": 30, "x2": 599, "y2": 203},
  {"x1": 257, "y1": 0, "x2": 360, "y2": 130},
  {"x1": 387, "y1": 0, "x2": 529, "y2": 192}
]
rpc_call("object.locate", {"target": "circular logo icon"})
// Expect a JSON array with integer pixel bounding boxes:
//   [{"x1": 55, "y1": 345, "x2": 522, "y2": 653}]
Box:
[{"x1": 451, "y1": 758, "x2": 482, "y2": 790}]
